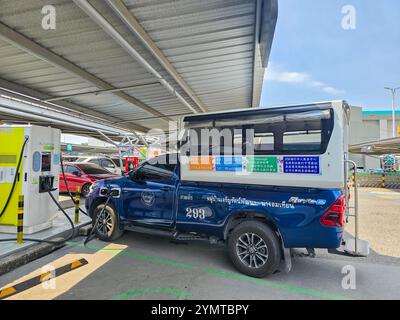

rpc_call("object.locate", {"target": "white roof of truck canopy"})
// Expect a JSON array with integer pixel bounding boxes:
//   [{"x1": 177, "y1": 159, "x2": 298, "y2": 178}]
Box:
[
  {"x1": 182, "y1": 101, "x2": 346, "y2": 127},
  {"x1": 0, "y1": 0, "x2": 278, "y2": 139}
]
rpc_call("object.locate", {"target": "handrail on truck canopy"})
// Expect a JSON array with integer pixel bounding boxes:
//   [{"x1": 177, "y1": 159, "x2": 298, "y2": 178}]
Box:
[{"x1": 344, "y1": 159, "x2": 360, "y2": 256}]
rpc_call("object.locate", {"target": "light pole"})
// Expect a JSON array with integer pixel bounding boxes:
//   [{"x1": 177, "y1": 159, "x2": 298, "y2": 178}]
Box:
[{"x1": 384, "y1": 86, "x2": 400, "y2": 137}]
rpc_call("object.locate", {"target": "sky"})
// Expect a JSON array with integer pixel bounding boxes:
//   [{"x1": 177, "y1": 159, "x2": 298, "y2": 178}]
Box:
[{"x1": 260, "y1": 0, "x2": 400, "y2": 110}]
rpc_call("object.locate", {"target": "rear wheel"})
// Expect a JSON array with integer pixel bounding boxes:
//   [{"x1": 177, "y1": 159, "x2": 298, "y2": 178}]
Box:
[
  {"x1": 92, "y1": 203, "x2": 123, "y2": 241},
  {"x1": 228, "y1": 221, "x2": 281, "y2": 278}
]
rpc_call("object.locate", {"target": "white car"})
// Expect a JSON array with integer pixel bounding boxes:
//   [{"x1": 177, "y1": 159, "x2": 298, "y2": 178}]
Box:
[{"x1": 75, "y1": 157, "x2": 122, "y2": 175}]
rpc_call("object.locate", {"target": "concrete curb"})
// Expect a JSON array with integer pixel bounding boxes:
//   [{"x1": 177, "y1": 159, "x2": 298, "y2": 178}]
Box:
[
  {"x1": 78, "y1": 224, "x2": 92, "y2": 236},
  {"x1": 0, "y1": 223, "x2": 91, "y2": 276},
  {"x1": 0, "y1": 239, "x2": 64, "y2": 276}
]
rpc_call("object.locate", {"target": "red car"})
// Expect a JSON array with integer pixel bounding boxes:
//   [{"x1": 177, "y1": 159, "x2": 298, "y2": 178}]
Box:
[{"x1": 59, "y1": 162, "x2": 119, "y2": 198}]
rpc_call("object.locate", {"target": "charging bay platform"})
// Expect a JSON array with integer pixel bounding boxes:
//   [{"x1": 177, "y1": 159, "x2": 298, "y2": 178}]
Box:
[{"x1": 0, "y1": 205, "x2": 90, "y2": 275}]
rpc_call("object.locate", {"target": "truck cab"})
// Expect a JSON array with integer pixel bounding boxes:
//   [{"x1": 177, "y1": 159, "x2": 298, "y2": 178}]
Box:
[{"x1": 86, "y1": 101, "x2": 359, "y2": 278}]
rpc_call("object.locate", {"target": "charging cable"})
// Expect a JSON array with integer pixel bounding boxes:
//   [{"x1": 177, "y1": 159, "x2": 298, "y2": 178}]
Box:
[
  {"x1": 84, "y1": 188, "x2": 117, "y2": 246},
  {"x1": 0, "y1": 182, "x2": 75, "y2": 244}
]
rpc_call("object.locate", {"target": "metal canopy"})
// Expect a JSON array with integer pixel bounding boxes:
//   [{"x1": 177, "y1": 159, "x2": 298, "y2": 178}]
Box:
[
  {"x1": 350, "y1": 137, "x2": 400, "y2": 155},
  {"x1": 0, "y1": 0, "x2": 277, "y2": 135},
  {"x1": 61, "y1": 143, "x2": 119, "y2": 154},
  {"x1": 0, "y1": 94, "x2": 156, "y2": 146}
]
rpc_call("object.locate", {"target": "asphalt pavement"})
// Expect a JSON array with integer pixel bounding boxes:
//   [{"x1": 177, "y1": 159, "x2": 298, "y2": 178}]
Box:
[
  {"x1": 1, "y1": 231, "x2": 399, "y2": 300},
  {"x1": 1, "y1": 189, "x2": 399, "y2": 300}
]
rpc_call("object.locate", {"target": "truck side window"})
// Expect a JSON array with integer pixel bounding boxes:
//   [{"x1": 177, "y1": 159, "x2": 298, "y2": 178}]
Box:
[
  {"x1": 254, "y1": 132, "x2": 274, "y2": 153},
  {"x1": 243, "y1": 126, "x2": 275, "y2": 155},
  {"x1": 283, "y1": 130, "x2": 322, "y2": 152},
  {"x1": 187, "y1": 127, "x2": 243, "y2": 156},
  {"x1": 136, "y1": 158, "x2": 176, "y2": 181},
  {"x1": 183, "y1": 108, "x2": 334, "y2": 156}
]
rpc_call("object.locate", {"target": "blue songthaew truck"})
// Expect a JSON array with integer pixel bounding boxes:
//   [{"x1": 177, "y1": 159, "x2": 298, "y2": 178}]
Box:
[{"x1": 86, "y1": 101, "x2": 369, "y2": 278}]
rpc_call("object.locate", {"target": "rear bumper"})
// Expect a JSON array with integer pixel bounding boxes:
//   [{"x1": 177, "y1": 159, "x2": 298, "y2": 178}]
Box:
[
  {"x1": 328, "y1": 237, "x2": 370, "y2": 257},
  {"x1": 283, "y1": 226, "x2": 343, "y2": 249}
]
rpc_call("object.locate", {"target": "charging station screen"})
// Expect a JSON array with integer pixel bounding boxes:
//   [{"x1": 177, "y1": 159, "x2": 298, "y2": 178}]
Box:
[{"x1": 41, "y1": 153, "x2": 51, "y2": 172}]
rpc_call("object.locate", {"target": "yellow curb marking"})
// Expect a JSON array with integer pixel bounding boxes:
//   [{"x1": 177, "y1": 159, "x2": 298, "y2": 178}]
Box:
[
  {"x1": 0, "y1": 287, "x2": 17, "y2": 299},
  {"x1": 39, "y1": 272, "x2": 53, "y2": 283},
  {"x1": 70, "y1": 260, "x2": 82, "y2": 269}
]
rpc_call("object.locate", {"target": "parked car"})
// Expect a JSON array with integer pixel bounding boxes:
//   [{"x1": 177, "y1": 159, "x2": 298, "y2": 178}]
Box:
[
  {"x1": 59, "y1": 162, "x2": 119, "y2": 197},
  {"x1": 110, "y1": 157, "x2": 125, "y2": 168},
  {"x1": 61, "y1": 155, "x2": 80, "y2": 162},
  {"x1": 75, "y1": 156, "x2": 122, "y2": 175}
]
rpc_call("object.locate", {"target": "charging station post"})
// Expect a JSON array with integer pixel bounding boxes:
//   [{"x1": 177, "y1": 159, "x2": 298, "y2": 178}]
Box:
[
  {"x1": 0, "y1": 125, "x2": 61, "y2": 234},
  {"x1": 16, "y1": 195, "x2": 24, "y2": 244},
  {"x1": 75, "y1": 186, "x2": 80, "y2": 225}
]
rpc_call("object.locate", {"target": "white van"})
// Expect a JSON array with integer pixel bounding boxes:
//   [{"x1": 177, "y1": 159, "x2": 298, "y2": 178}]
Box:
[{"x1": 75, "y1": 156, "x2": 122, "y2": 175}]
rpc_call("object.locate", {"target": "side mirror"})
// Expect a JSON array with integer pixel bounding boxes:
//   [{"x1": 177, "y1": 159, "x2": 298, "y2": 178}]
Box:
[{"x1": 72, "y1": 170, "x2": 81, "y2": 176}]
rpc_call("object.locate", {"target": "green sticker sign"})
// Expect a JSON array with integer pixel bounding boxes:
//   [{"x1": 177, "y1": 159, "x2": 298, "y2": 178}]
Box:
[
  {"x1": 43, "y1": 145, "x2": 55, "y2": 151},
  {"x1": 246, "y1": 156, "x2": 278, "y2": 173}
]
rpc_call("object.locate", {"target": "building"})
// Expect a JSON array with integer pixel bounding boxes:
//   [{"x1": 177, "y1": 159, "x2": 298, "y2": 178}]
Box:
[{"x1": 349, "y1": 106, "x2": 400, "y2": 170}]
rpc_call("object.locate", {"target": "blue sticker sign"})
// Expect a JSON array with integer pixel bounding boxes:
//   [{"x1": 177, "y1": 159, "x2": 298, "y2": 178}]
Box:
[
  {"x1": 283, "y1": 156, "x2": 320, "y2": 174},
  {"x1": 215, "y1": 156, "x2": 243, "y2": 172}
]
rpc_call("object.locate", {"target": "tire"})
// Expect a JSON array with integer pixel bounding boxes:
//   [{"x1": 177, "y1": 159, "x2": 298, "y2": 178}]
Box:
[
  {"x1": 227, "y1": 221, "x2": 281, "y2": 278},
  {"x1": 92, "y1": 203, "x2": 123, "y2": 241},
  {"x1": 81, "y1": 183, "x2": 91, "y2": 198}
]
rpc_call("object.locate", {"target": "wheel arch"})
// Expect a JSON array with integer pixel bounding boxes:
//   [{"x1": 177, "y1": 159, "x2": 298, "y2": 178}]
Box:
[
  {"x1": 224, "y1": 211, "x2": 276, "y2": 236},
  {"x1": 225, "y1": 212, "x2": 284, "y2": 277},
  {"x1": 223, "y1": 210, "x2": 285, "y2": 253},
  {"x1": 89, "y1": 197, "x2": 117, "y2": 218}
]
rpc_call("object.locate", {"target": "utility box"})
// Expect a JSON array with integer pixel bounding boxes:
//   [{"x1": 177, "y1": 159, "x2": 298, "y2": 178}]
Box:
[{"x1": 0, "y1": 125, "x2": 61, "y2": 234}]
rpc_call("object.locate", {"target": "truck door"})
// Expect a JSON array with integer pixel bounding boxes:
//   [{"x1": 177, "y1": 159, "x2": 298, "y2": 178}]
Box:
[{"x1": 122, "y1": 156, "x2": 177, "y2": 227}]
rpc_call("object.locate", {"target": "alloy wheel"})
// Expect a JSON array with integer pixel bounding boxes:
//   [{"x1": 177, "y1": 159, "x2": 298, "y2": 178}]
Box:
[
  {"x1": 236, "y1": 232, "x2": 269, "y2": 269},
  {"x1": 96, "y1": 209, "x2": 113, "y2": 237}
]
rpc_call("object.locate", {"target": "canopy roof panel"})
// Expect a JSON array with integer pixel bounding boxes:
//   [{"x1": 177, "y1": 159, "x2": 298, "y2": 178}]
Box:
[{"x1": 0, "y1": 0, "x2": 277, "y2": 133}]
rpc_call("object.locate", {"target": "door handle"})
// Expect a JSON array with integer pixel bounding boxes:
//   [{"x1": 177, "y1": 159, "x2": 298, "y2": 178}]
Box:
[{"x1": 161, "y1": 186, "x2": 171, "y2": 192}]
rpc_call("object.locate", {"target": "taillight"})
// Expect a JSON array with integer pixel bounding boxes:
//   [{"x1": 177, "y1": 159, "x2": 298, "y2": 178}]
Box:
[{"x1": 320, "y1": 195, "x2": 345, "y2": 227}]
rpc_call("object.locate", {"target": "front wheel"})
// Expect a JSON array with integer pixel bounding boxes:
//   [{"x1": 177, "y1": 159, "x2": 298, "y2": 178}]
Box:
[
  {"x1": 92, "y1": 203, "x2": 123, "y2": 241},
  {"x1": 228, "y1": 221, "x2": 281, "y2": 278}
]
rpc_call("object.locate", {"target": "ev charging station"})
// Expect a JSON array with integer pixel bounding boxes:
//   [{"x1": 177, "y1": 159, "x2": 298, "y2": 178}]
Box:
[{"x1": 0, "y1": 125, "x2": 61, "y2": 234}]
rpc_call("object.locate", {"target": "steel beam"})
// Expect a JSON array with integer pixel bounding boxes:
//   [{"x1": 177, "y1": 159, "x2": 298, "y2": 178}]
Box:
[
  {"x1": 73, "y1": 0, "x2": 201, "y2": 115},
  {"x1": 0, "y1": 78, "x2": 148, "y2": 132},
  {"x1": 106, "y1": 0, "x2": 208, "y2": 113},
  {"x1": 0, "y1": 96, "x2": 132, "y2": 136},
  {"x1": 44, "y1": 82, "x2": 160, "y2": 102},
  {"x1": 251, "y1": 0, "x2": 262, "y2": 108}
]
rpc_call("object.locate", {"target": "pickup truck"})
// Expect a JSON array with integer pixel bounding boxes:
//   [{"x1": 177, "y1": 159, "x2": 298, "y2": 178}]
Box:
[
  {"x1": 86, "y1": 153, "x2": 345, "y2": 278},
  {"x1": 85, "y1": 102, "x2": 357, "y2": 278}
]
